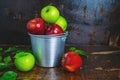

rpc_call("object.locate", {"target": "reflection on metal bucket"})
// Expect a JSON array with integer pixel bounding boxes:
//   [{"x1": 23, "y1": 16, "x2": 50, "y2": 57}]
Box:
[{"x1": 28, "y1": 32, "x2": 68, "y2": 67}]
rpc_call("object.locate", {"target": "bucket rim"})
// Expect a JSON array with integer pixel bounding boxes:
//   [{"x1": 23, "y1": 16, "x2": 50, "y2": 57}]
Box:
[{"x1": 28, "y1": 31, "x2": 68, "y2": 38}]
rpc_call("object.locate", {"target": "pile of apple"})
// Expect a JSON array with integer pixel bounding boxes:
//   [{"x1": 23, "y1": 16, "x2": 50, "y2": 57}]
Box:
[{"x1": 26, "y1": 5, "x2": 67, "y2": 35}]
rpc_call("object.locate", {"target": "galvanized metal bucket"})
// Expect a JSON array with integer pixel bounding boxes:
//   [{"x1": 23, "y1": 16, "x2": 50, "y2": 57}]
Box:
[{"x1": 28, "y1": 32, "x2": 68, "y2": 67}]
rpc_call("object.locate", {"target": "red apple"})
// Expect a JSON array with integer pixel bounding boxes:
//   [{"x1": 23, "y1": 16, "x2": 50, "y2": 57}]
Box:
[
  {"x1": 46, "y1": 24, "x2": 64, "y2": 35},
  {"x1": 26, "y1": 18, "x2": 46, "y2": 35},
  {"x1": 61, "y1": 51, "x2": 82, "y2": 72}
]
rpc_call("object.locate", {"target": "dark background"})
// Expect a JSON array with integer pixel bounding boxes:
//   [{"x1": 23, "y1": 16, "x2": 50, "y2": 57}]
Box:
[{"x1": 0, "y1": 0, "x2": 120, "y2": 45}]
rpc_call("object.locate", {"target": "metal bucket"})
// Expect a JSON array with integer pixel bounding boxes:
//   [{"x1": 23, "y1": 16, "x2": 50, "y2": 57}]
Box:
[{"x1": 28, "y1": 32, "x2": 68, "y2": 67}]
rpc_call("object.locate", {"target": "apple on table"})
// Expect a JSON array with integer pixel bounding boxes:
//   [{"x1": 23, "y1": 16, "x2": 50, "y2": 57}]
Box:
[
  {"x1": 14, "y1": 52, "x2": 35, "y2": 72},
  {"x1": 61, "y1": 51, "x2": 82, "y2": 72}
]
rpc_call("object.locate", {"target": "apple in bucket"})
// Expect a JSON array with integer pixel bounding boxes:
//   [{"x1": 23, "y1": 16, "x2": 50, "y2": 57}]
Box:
[
  {"x1": 26, "y1": 18, "x2": 46, "y2": 35},
  {"x1": 41, "y1": 5, "x2": 60, "y2": 23},
  {"x1": 55, "y1": 16, "x2": 67, "y2": 31},
  {"x1": 46, "y1": 24, "x2": 64, "y2": 35},
  {"x1": 27, "y1": 5, "x2": 68, "y2": 35}
]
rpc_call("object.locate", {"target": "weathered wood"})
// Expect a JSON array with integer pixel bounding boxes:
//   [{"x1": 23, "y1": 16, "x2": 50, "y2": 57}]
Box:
[
  {"x1": 0, "y1": 0, "x2": 120, "y2": 45},
  {"x1": 0, "y1": 44, "x2": 120, "y2": 80}
]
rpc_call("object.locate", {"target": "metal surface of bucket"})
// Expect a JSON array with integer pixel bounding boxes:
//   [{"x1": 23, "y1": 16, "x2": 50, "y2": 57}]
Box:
[{"x1": 29, "y1": 32, "x2": 68, "y2": 67}]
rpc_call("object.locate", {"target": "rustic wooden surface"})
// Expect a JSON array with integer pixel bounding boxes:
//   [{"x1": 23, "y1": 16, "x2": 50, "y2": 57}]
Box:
[{"x1": 0, "y1": 44, "x2": 120, "y2": 80}]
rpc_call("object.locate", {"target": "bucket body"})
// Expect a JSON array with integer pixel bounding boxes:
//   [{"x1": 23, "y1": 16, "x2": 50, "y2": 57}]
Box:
[{"x1": 28, "y1": 32, "x2": 68, "y2": 67}]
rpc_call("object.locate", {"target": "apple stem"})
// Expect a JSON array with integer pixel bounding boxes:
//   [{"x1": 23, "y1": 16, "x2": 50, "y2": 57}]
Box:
[{"x1": 46, "y1": 9, "x2": 49, "y2": 12}]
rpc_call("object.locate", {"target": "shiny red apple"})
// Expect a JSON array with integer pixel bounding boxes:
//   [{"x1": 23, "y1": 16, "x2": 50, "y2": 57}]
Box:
[
  {"x1": 46, "y1": 24, "x2": 64, "y2": 35},
  {"x1": 26, "y1": 18, "x2": 46, "y2": 35},
  {"x1": 62, "y1": 51, "x2": 82, "y2": 72}
]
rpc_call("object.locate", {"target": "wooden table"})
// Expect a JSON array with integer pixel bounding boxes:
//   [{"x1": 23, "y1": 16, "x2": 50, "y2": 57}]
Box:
[{"x1": 0, "y1": 44, "x2": 120, "y2": 80}]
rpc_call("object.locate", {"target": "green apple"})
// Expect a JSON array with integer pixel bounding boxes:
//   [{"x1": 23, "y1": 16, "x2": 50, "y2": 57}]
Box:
[
  {"x1": 14, "y1": 52, "x2": 35, "y2": 72},
  {"x1": 41, "y1": 5, "x2": 60, "y2": 23},
  {"x1": 55, "y1": 16, "x2": 67, "y2": 31}
]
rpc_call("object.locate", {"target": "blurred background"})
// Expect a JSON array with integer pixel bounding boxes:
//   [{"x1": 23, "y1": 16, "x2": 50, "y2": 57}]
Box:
[{"x1": 0, "y1": 0, "x2": 119, "y2": 46}]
